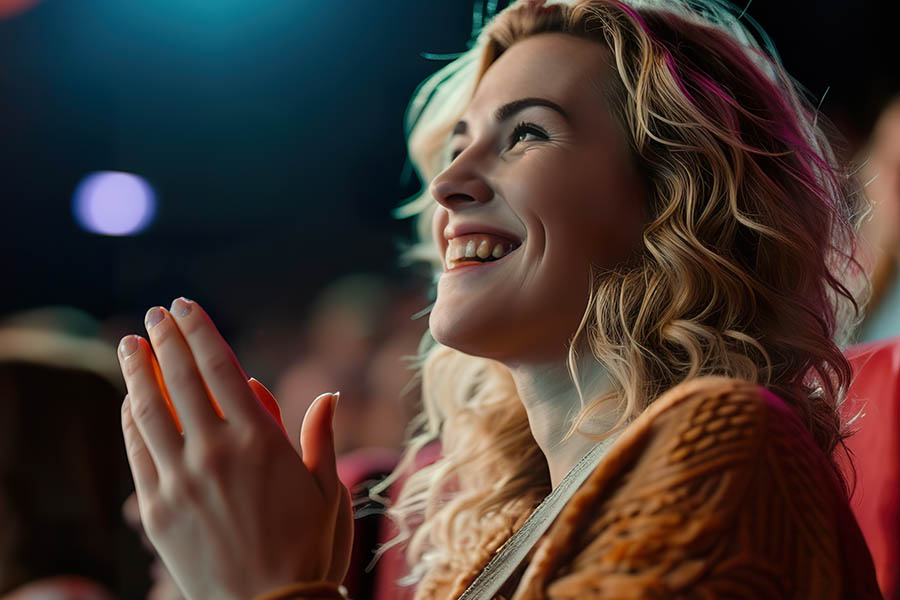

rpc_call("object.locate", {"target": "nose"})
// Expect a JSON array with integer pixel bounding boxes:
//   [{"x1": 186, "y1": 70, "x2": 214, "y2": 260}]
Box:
[{"x1": 428, "y1": 153, "x2": 494, "y2": 210}]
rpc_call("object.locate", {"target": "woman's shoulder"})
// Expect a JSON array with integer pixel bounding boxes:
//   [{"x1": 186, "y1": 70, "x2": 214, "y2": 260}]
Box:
[
  {"x1": 513, "y1": 376, "x2": 881, "y2": 599},
  {"x1": 581, "y1": 376, "x2": 830, "y2": 502},
  {"x1": 617, "y1": 376, "x2": 837, "y2": 473},
  {"x1": 636, "y1": 374, "x2": 787, "y2": 432}
]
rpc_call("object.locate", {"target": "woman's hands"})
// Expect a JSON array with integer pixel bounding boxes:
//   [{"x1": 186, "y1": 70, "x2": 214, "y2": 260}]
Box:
[{"x1": 118, "y1": 298, "x2": 353, "y2": 600}]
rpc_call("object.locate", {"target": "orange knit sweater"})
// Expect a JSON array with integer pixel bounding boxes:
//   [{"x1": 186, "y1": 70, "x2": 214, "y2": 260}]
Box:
[{"x1": 260, "y1": 377, "x2": 882, "y2": 600}]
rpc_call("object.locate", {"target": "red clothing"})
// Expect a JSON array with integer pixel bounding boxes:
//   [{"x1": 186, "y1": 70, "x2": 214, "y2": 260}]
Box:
[{"x1": 845, "y1": 337, "x2": 900, "y2": 599}]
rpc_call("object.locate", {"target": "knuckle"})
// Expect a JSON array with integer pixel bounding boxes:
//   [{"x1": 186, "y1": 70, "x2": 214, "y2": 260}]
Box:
[
  {"x1": 125, "y1": 437, "x2": 146, "y2": 459},
  {"x1": 162, "y1": 470, "x2": 201, "y2": 505},
  {"x1": 141, "y1": 498, "x2": 174, "y2": 534},
  {"x1": 123, "y1": 421, "x2": 145, "y2": 455},
  {"x1": 165, "y1": 366, "x2": 196, "y2": 391},
  {"x1": 201, "y1": 351, "x2": 236, "y2": 379},
  {"x1": 130, "y1": 395, "x2": 157, "y2": 424},
  {"x1": 189, "y1": 442, "x2": 229, "y2": 474},
  {"x1": 236, "y1": 429, "x2": 268, "y2": 459}
]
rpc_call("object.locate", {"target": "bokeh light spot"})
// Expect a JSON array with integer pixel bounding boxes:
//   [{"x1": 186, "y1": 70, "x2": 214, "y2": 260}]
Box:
[{"x1": 73, "y1": 171, "x2": 157, "y2": 236}]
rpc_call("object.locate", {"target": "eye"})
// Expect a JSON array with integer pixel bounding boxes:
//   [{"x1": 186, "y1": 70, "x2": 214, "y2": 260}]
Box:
[
  {"x1": 507, "y1": 121, "x2": 548, "y2": 150},
  {"x1": 447, "y1": 121, "x2": 548, "y2": 163}
]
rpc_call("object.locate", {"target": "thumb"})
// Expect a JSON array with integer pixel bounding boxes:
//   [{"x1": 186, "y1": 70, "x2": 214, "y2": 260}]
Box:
[{"x1": 300, "y1": 391, "x2": 340, "y2": 497}]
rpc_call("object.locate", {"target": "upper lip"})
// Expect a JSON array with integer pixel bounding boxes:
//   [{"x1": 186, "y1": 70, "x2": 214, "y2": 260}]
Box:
[{"x1": 443, "y1": 222, "x2": 523, "y2": 244}]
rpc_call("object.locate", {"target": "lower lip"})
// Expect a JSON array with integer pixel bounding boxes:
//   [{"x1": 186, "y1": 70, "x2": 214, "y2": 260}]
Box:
[{"x1": 442, "y1": 246, "x2": 521, "y2": 277}]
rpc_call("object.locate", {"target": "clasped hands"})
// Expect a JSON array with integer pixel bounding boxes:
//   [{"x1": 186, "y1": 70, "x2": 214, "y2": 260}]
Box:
[{"x1": 118, "y1": 298, "x2": 353, "y2": 600}]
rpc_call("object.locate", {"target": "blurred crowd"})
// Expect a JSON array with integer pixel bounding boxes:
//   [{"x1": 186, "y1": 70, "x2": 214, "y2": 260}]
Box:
[
  {"x1": 2, "y1": 93, "x2": 900, "y2": 599},
  {"x1": 859, "y1": 94, "x2": 900, "y2": 342}
]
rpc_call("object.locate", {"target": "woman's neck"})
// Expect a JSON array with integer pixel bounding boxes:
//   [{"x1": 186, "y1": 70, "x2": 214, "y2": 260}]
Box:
[{"x1": 506, "y1": 354, "x2": 618, "y2": 490}]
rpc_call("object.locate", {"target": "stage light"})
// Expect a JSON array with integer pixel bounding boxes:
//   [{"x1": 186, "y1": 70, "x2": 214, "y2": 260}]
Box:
[
  {"x1": 0, "y1": 0, "x2": 41, "y2": 20},
  {"x1": 72, "y1": 171, "x2": 157, "y2": 236}
]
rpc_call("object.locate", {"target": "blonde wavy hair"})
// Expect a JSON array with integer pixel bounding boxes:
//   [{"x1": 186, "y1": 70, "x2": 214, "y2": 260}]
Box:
[{"x1": 368, "y1": 0, "x2": 868, "y2": 594}]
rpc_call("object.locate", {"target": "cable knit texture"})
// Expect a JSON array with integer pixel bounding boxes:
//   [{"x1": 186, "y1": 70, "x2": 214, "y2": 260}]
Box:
[{"x1": 411, "y1": 376, "x2": 881, "y2": 600}]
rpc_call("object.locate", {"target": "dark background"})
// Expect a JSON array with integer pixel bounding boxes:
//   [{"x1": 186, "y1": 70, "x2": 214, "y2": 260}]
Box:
[
  {"x1": 2, "y1": 0, "x2": 898, "y2": 337},
  {"x1": 1, "y1": 1, "x2": 898, "y2": 598}
]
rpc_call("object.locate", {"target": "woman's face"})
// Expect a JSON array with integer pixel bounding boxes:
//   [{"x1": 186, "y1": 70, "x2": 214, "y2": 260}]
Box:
[{"x1": 429, "y1": 33, "x2": 645, "y2": 364}]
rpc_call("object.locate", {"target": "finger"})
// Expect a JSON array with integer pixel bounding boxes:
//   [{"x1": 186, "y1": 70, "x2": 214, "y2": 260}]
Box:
[
  {"x1": 300, "y1": 392, "x2": 340, "y2": 498},
  {"x1": 149, "y1": 351, "x2": 183, "y2": 434},
  {"x1": 167, "y1": 298, "x2": 263, "y2": 426},
  {"x1": 326, "y1": 482, "x2": 354, "y2": 584},
  {"x1": 248, "y1": 377, "x2": 287, "y2": 437},
  {"x1": 119, "y1": 335, "x2": 184, "y2": 466},
  {"x1": 121, "y1": 394, "x2": 160, "y2": 496},
  {"x1": 144, "y1": 306, "x2": 223, "y2": 436}
]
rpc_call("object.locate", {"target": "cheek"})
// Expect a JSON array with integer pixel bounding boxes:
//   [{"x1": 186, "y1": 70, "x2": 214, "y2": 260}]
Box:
[
  {"x1": 566, "y1": 152, "x2": 644, "y2": 258},
  {"x1": 513, "y1": 155, "x2": 613, "y2": 237}
]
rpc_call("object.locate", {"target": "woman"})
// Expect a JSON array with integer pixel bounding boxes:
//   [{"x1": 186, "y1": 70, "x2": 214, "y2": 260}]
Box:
[{"x1": 116, "y1": 0, "x2": 881, "y2": 598}]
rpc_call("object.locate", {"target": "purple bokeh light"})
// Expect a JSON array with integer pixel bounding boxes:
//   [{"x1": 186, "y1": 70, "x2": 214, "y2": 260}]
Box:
[{"x1": 72, "y1": 171, "x2": 157, "y2": 236}]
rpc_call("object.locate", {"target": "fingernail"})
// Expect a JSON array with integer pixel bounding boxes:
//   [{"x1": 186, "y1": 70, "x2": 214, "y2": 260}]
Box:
[
  {"x1": 171, "y1": 297, "x2": 192, "y2": 318},
  {"x1": 145, "y1": 307, "x2": 165, "y2": 329},
  {"x1": 309, "y1": 391, "x2": 339, "y2": 425},
  {"x1": 119, "y1": 336, "x2": 139, "y2": 358},
  {"x1": 331, "y1": 391, "x2": 340, "y2": 425}
]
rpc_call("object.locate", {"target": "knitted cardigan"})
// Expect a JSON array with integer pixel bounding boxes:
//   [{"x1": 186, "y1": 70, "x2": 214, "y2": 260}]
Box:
[{"x1": 260, "y1": 377, "x2": 882, "y2": 600}]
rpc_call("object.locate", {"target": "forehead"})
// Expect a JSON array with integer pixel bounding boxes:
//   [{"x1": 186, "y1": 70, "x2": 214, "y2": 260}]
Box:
[{"x1": 465, "y1": 33, "x2": 611, "y2": 119}]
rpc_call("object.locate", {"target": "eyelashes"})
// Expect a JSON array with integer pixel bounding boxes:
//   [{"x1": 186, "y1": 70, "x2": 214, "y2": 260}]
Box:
[
  {"x1": 507, "y1": 121, "x2": 548, "y2": 149},
  {"x1": 449, "y1": 121, "x2": 549, "y2": 162}
]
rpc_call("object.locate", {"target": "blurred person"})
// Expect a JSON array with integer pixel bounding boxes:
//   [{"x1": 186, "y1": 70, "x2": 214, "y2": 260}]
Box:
[
  {"x1": 113, "y1": 1, "x2": 881, "y2": 599},
  {"x1": 859, "y1": 93, "x2": 900, "y2": 341},
  {"x1": 270, "y1": 274, "x2": 391, "y2": 456},
  {"x1": 355, "y1": 289, "x2": 427, "y2": 451},
  {"x1": 274, "y1": 355, "x2": 361, "y2": 457},
  {"x1": 303, "y1": 274, "x2": 391, "y2": 375},
  {"x1": 0, "y1": 310, "x2": 135, "y2": 600},
  {"x1": 274, "y1": 280, "x2": 426, "y2": 455}
]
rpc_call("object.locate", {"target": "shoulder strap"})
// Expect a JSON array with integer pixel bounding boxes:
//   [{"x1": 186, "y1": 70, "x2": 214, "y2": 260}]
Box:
[{"x1": 456, "y1": 434, "x2": 620, "y2": 600}]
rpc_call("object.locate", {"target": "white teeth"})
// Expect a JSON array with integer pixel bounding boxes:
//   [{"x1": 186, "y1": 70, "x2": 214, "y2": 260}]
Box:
[{"x1": 445, "y1": 234, "x2": 519, "y2": 269}]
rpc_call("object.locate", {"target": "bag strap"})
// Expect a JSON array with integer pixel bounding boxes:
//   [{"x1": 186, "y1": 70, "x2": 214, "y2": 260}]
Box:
[{"x1": 456, "y1": 434, "x2": 620, "y2": 600}]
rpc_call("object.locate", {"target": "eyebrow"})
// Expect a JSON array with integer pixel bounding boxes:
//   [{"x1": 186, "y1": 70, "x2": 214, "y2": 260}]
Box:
[{"x1": 450, "y1": 97, "x2": 570, "y2": 137}]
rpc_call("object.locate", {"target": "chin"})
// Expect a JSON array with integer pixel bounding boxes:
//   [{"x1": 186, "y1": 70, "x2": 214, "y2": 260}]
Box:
[
  {"x1": 430, "y1": 299, "x2": 580, "y2": 366},
  {"x1": 429, "y1": 306, "x2": 492, "y2": 358},
  {"x1": 429, "y1": 303, "x2": 529, "y2": 362}
]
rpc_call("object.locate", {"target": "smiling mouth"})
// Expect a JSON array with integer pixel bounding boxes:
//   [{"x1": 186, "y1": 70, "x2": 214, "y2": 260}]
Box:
[
  {"x1": 444, "y1": 233, "x2": 522, "y2": 271},
  {"x1": 444, "y1": 233, "x2": 521, "y2": 271}
]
